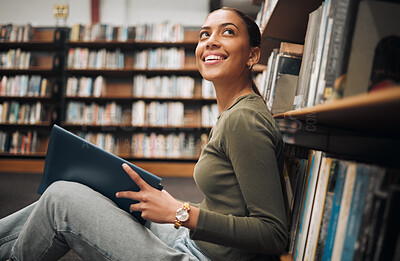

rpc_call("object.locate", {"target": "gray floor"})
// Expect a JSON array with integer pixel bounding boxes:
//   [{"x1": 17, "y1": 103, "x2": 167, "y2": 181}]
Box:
[{"x1": 0, "y1": 172, "x2": 204, "y2": 260}]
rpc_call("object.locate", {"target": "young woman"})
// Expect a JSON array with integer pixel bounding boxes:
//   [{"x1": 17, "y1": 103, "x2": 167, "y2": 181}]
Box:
[{"x1": 0, "y1": 7, "x2": 288, "y2": 261}]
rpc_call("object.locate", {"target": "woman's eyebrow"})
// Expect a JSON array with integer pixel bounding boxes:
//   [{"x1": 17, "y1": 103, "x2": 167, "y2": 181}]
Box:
[{"x1": 200, "y1": 23, "x2": 239, "y2": 31}]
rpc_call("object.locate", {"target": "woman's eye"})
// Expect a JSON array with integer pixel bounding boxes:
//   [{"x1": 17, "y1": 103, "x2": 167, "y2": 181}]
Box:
[
  {"x1": 222, "y1": 29, "x2": 234, "y2": 35},
  {"x1": 199, "y1": 31, "x2": 209, "y2": 39}
]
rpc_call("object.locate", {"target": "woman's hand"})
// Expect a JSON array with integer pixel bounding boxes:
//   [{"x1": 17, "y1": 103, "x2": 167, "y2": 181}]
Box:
[{"x1": 116, "y1": 163, "x2": 182, "y2": 224}]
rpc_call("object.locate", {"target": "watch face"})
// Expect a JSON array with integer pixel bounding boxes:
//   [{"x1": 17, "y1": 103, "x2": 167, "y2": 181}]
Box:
[{"x1": 176, "y1": 208, "x2": 189, "y2": 222}]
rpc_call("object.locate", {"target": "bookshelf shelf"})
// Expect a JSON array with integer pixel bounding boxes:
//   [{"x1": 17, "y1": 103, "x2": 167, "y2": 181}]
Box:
[
  {"x1": 0, "y1": 41, "x2": 60, "y2": 51},
  {"x1": 0, "y1": 122, "x2": 52, "y2": 128},
  {"x1": 65, "y1": 68, "x2": 200, "y2": 77},
  {"x1": 274, "y1": 86, "x2": 400, "y2": 135},
  {"x1": 64, "y1": 95, "x2": 216, "y2": 103},
  {"x1": 0, "y1": 68, "x2": 60, "y2": 76},
  {"x1": 61, "y1": 123, "x2": 210, "y2": 131},
  {"x1": 0, "y1": 152, "x2": 47, "y2": 158},
  {"x1": 66, "y1": 40, "x2": 197, "y2": 49},
  {"x1": 0, "y1": 95, "x2": 53, "y2": 101},
  {"x1": 0, "y1": 158, "x2": 196, "y2": 177}
]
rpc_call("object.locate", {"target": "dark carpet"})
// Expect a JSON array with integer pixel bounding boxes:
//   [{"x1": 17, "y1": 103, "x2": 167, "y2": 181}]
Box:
[{"x1": 0, "y1": 172, "x2": 204, "y2": 260}]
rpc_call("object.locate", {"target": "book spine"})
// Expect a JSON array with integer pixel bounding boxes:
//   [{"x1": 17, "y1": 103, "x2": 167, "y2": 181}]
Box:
[
  {"x1": 330, "y1": 162, "x2": 357, "y2": 260},
  {"x1": 303, "y1": 157, "x2": 333, "y2": 260},
  {"x1": 321, "y1": 161, "x2": 349, "y2": 261},
  {"x1": 340, "y1": 164, "x2": 371, "y2": 260},
  {"x1": 295, "y1": 151, "x2": 323, "y2": 260}
]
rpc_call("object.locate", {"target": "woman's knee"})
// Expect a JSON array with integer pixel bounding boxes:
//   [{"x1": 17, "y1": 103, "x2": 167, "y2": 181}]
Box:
[{"x1": 41, "y1": 181, "x2": 88, "y2": 208}]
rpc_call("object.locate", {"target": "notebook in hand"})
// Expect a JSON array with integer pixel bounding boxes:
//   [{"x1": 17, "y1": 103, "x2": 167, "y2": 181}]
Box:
[{"x1": 38, "y1": 124, "x2": 163, "y2": 225}]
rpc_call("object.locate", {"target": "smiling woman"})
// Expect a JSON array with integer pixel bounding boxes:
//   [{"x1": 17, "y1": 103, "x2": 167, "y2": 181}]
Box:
[{"x1": 0, "y1": 7, "x2": 288, "y2": 261}]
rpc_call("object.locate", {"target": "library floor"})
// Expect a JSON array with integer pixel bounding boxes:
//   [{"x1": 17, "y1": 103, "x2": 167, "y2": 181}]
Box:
[{"x1": 0, "y1": 172, "x2": 204, "y2": 260}]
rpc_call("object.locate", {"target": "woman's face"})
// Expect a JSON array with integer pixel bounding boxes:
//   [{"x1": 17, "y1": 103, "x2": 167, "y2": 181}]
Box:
[{"x1": 195, "y1": 10, "x2": 252, "y2": 83}]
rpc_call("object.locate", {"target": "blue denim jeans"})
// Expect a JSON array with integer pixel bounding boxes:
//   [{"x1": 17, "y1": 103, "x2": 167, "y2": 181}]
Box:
[{"x1": 0, "y1": 181, "x2": 210, "y2": 261}]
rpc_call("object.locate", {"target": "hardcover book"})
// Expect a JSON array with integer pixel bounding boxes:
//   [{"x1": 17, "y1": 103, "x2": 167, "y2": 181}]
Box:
[{"x1": 38, "y1": 124, "x2": 163, "y2": 225}]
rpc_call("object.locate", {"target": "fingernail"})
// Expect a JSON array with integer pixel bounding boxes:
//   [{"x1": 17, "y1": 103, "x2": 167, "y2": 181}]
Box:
[{"x1": 116, "y1": 192, "x2": 119, "y2": 197}]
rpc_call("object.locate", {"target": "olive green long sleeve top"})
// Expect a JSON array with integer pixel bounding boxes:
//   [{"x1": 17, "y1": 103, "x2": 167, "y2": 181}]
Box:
[{"x1": 190, "y1": 93, "x2": 288, "y2": 261}]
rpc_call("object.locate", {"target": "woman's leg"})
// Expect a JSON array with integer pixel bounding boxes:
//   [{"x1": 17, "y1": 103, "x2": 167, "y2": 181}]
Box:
[
  {"x1": 0, "y1": 202, "x2": 37, "y2": 259},
  {"x1": 11, "y1": 181, "x2": 199, "y2": 261}
]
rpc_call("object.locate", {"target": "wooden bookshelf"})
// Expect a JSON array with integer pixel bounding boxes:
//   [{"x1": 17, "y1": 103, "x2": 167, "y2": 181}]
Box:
[
  {"x1": 0, "y1": 27, "x2": 66, "y2": 168},
  {"x1": 66, "y1": 40, "x2": 198, "y2": 50},
  {"x1": 273, "y1": 87, "x2": 400, "y2": 167},
  {"x1": 259, "y1": 0, "x2": 322, "y2": 64},
  {"x1": 65, "y1": 68, "x2": 201, "y2": 77},
  {"x1": 274, "y1": 86, "x2": 400, "y2": 135},
  {"x1": 0, "y1": 158, "x2": 196, "y2": 177}
]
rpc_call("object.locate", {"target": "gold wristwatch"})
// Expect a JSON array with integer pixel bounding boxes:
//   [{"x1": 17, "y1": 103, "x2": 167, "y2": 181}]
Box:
[{"x1": 174, "y1": 202, "x2": 190, "y2": 229}]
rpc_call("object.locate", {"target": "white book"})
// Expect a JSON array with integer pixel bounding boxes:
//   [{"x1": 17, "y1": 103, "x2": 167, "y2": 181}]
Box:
[
  {"x1": 304, "y1": 157, "x2": 333, "y2": 260},
  {"x1": 295, "y1": 151, "x2": 323, "y2": 261},
  {"x1": 306, "y1": 0, "x2": 332, "y2": 108}
]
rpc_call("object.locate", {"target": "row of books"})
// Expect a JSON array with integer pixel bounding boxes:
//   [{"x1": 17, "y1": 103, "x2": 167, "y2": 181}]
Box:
[
  {"x1": 289, "y1": 0, "x2": 394, "y2": 109},
  {"x1": 67, "y1": 48, "x2": 124, "y2": 69},
  {"x1": 258, "y1": 1, "x2": 400, "y2": 113},
  {"x1": 66, "y1": 101, "x2": 123, "y2": 126},
  {"x1": 0, "y1": 75, "x2": 49, "y2": 97},
  {"x1": 135, "y1": 22, "x2": 184, "y2": 42},
  {"x1": 259, "y1": 43, "x2": 303, "y2": 114},
  {"x1": 201, "y1": 104, "x2": 218, "y2": 128},
  {"x1": 286, "y1": 150, "x2": 399, "y2": 261},
  {"x1": 254, "y1": 0, "x2": 278, "y2": 31},
  {"x1": 131, "y1": 101, "x2": 184, "y2": 127},
  {"x1": 131, "y1": 132, "x2": 206, "y2": 159},
  {"x1": 74, "y1": 131, "x2": 117, "y2": 154},
  {"x1": 133, "y1": 75, "x2": 194, "y2": 98},
  {"x1": 69, "y1": 22, "x2": 185, "y2": 42},
  {"x1": 65, "y1": 75, "x2": 217, "y2": 100},
  {"x1": 0, "y1": 130, "x2": 38, "y2": 154},
  {"x1": 0, "y1": 49, "x2": 31, "y2": 69},
  {"x1": 0, "y1": 101, "x2": 45, "y2": 124},
  {"x1": 0, "y1": 24, "x2": 34, "y2": 42},
  {"x1": 70, "y1": 24, "x2": 134, "y2": 42},
  {"x1": 133, "y1": 48, "x2": 185, "y2": 69},
  {"x1": 66, "y1": 76, "x2": 105, "y2": 97}
]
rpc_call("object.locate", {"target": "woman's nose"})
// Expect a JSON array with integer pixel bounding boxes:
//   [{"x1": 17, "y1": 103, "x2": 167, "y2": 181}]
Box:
[{"x1": 206, "y1": 34, "x2": 220, "y2": 48}]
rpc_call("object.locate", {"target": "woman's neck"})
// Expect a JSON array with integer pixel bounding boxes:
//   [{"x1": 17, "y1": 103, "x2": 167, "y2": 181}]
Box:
[{"x1": 214, "y1": 79, "x2": 254, "y2": 114}]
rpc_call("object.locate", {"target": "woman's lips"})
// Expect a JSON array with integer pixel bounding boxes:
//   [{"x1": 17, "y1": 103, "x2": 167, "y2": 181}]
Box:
[{"x1": 202, "y1": 54, "x2": 227, "y2": 65}]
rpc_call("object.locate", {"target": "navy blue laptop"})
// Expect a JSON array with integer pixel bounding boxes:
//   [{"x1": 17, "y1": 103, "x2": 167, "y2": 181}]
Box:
[{"x1": 38, "y1": 124, "x2": 163, "y2": 224}]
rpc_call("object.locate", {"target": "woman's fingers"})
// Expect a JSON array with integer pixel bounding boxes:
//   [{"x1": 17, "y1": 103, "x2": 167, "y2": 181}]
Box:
[
  {"x1": 122, "y1": 163, "x2": 149, "y2": 190},
  {"x1": 115, "y1": 190, "x2": 140, "y2": 200}
]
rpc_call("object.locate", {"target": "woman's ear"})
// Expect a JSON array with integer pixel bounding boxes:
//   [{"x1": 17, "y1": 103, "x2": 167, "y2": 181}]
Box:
[{"x1": 247, "y1": 46, "x2": 261, "y2": 68}]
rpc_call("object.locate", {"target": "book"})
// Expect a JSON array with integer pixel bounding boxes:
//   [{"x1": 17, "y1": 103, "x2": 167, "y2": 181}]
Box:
[
  {"x1": 306, "y1": 0, "x2": 332, "y2": 108},
  {"x1": 373, "y1": 185, "x2": 400, "y2": 260},
  {"x1": 321, "y1": 160, "x2": 349, "y2": 261},
  {"x1": 352, "y1": 166, "x2": 385, "y2": 261},
  {"x1": 287, "y1": 157, "x2": 310, "y2": 254},
  {"x1": 38, "y1": 124, "x2": 163, "y2": 225},
  {"x1": 340, "y1": 163, "x2": 372, "y2": 260},
  {"x1": 314, "y1": 159, "x2": 339, "y2": 261},
  {"x1": 293, "y1": 5, "x2": 322, "y2": 110},
  {"x1": 267, "y1": 53, "x2": 302, "y2": 113},
  {"x1": 303, "y1": 157, "x2": 333, "y2": 261},
  {"x1": 330, "y1": 162, "x2": 357, "y2": 260},
  {"x1": 294, "y1": 150, "x2": 322, "y2": 260},
  {"x1": 323, "y1": 0, "x2": 360, "y2": 101}
]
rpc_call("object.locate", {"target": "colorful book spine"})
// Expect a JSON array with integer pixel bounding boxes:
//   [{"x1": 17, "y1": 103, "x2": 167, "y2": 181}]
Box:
[
  {"x1": 295, "y1": 151, "x2": 322, "y2": 260},
  {"x1": 340, "y1": 163, "x2": 371, "y2": 260},
  {"x1": 321, "y1": 161, "x2": 349, "y2": 261}
]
